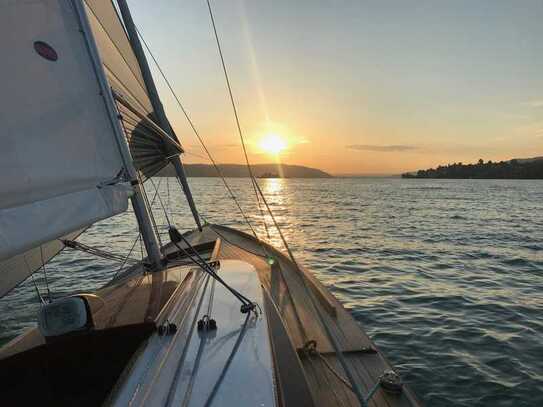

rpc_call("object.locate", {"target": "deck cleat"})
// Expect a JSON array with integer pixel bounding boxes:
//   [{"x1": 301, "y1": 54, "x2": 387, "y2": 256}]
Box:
[
  {"x1": 197, "y1": 314, "x2": 217, "y2": 331},
  {"x1": 158, "y1": 321, "x2": 177, "y2": 336},
  {"x1": 379, "y1": 370, "x2": 403, "y2": 394}
]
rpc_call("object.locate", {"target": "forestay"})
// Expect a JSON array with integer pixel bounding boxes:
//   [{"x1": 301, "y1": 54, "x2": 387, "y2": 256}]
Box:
[
  {"x1": 84, "y1": 0, "x2": 182, "y2": 179},
  {"x1": 0, "y1": 0, "x2": 132, "y2": 296}
]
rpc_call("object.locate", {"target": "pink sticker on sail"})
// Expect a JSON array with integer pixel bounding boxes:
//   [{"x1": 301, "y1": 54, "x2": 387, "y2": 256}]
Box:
[{"x1": 34, "y1": 41, "x2": 58, "y2": 61}]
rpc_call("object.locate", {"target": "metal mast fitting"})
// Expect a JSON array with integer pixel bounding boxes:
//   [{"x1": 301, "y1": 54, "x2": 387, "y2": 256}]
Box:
[{"x1": 116, "y1": 0, "x2": 202, "y2": 232}]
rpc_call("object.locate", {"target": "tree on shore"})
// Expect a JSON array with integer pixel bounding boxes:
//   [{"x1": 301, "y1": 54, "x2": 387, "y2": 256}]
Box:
[{"x1": 402, "y1": 158, "x2": 543, "y2": 179}]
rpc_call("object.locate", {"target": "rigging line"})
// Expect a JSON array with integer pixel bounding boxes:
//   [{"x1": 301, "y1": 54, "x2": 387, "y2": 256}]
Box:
[
  {"x1": 140, "y1": 173, "x2": 164, "y2": 246},
  {"x1": 170, "y1": 239, "x2": 252, "y2": 307},
  {"x1": 184, "y1": 150, "x2": 212, "y2": 161},
  {"x1": 114, "y1": 173, "x2": 168, "y2": 278},
  {"x1": 30, "y1": 274, "x2": 46, "y2": 305},
  {"x1": 112, "y1": 232, "x2": 143, "y2": 281},
  {"x1": 166, "y1": 176, "x2": 171, "y2": 220},
  {"x1": 168, "y1": 228, "x2": 255, "y2": 308},
  {"x1": 180, "y1": 278, "x2": 217, "y2": 407},
  {"x1": 252, "y1": 180, "x2": 368, "y2": 405},
  {"x1": 118, "y1": 109, "x2": 163, "y2": 247},
  {"x1": 174, "y1": 173, "x2": 260, "y2": 245},
  {"x1": 164, "y1": 274, "x2": 212, "y2": 406},
  {"x1": 24, "y1": 257, "x2": 45, "y2": 305},
  {"x1": 253, "y1": 181, "x2": 297, "y2": 264},
  {"x1": 64, "y1": 175, "x2": 167, "y2": 280},
  {"x1": 134, "y1": 23, "x2": 267, "y2": 242},
  {"x1": 204, "y1": 3, "x2": 366, "y2": 400},
  {"x1": 207, "y1": 274, "x2": 216, "y2": 318},
  {"x1": 139, "y1": 232, "x2": 144, "y2": 260},
  {"x1": 205, "y1": 0, "x2": 270, "y2": 240},
  {"x1": 148, "y1": 176, "x2": 172, "y2": 227},
  {"x1": 62, "y1": 240, "x2": 139, "y2": 264},
  {"x1": 203, "y1": 311, "x2": 252, "y2": 407},
  {"x1": 39, "y1": 245, "x2": 52, "y2": 302}
]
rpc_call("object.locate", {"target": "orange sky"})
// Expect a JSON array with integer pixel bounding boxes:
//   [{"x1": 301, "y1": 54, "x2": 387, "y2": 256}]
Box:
[{"x1": 132, "y1": 0, "x2": 543, "y2": 175}]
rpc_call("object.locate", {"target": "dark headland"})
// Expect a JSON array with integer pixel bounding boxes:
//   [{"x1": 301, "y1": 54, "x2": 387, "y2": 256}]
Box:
[
  {"x1": 402, "y1": 157, "x2": 543, "y2": 179},
  {"x1": 157, "y1": 163, "x2": 332, "y2": 178}
]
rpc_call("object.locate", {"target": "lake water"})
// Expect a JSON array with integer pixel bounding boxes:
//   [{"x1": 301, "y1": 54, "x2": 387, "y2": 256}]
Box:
[{"x1": 1, "y1": 177, "x2": 542, "y2": 406}]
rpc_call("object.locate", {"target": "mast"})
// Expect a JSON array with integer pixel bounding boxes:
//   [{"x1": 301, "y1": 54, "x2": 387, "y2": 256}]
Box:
[
  {"x1": 116, "y1": 0, "x2": 203, "y2": 232},
  {"x1": 73, "y1": 0, "x2": 163, "y2": 269}
]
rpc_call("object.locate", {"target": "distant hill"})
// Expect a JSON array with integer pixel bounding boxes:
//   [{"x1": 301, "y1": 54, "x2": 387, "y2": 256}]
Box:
[
  {"x1": 158, "y1": 163, "x2": 332, "y2": 178},
  {"x1": 402, "y1": 157, "x2": 543, "y2": 179}
]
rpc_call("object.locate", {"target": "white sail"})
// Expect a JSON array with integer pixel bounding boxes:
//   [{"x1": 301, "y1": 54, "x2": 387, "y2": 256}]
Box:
[
  {"x1": 84, "y1": 0, "x2": 182, "y2": 179},
  {"x1": 0, "y1": 0, "x2": 133, "y2": 294},
  {"x1": 84, "y1": 0, "x2": 153, "y2": 116}
]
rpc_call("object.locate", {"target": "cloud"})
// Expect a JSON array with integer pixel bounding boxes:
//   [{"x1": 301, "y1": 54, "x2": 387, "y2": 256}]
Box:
[
  {"x1": 346, "y1": 144, "x2": 417, "y2": 152},
  {"x1": 525, "y1": 100, "x2": 543, "y2": 108}
]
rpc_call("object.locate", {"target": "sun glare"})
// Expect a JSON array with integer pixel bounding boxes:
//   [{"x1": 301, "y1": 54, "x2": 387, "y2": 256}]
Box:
[{"x1": 259, "y1": 133, "x2": 287, "y2": 155}]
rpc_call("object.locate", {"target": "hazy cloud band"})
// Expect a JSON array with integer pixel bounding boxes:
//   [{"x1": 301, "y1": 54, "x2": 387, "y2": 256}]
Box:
[{"x1": 346, "y1": 144, "x2": 417, "y2": 152}]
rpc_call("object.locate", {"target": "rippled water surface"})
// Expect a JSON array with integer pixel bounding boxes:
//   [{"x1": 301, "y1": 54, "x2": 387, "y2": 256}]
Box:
[{"x1": 1, "y1": 178, "x2": 542, "y2": 406}]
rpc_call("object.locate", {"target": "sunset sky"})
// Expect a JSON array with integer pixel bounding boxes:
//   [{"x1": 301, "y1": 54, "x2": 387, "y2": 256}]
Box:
[{"x1": 131, "y1": 0, "x2": 543, "y2": 175}]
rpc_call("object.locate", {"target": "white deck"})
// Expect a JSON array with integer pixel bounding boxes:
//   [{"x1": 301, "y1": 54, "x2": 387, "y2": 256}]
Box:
[{"x1": 110, "y1": 260, "x2": 277, "y2": 407}]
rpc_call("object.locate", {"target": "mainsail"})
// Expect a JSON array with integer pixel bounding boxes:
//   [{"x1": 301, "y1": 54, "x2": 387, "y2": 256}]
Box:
[{"x1": 0, "y1": 0, "x2": 134, "y2": 297}]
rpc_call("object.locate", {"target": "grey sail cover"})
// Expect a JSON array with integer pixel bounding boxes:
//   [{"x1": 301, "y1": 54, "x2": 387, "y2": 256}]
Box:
[
  {"x1": 0, "y1": 0, "x2": 133, "y2": 297},
  {"x1": 84, "y1": 0, "x2": 182, "y2": 179}
]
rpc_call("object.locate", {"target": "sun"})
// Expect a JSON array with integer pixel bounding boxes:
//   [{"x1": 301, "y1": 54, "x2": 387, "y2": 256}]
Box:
[{"x1": 259, "y1": 133, "x2": 287, "y2": 155}]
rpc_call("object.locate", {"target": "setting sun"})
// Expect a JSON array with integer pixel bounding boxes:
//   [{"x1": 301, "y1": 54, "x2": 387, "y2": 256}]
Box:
[{"x1": 259, "y1": 133, "x2": 287, "y2": 155}]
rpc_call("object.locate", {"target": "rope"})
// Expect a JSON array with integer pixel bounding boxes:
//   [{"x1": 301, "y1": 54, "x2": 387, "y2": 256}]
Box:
[
  {"x1": 203, "y1": 311, "x2": 252, "y2": 407},
  {"x1": 113, "y1": 172, "x2": 172, "y2": 279},
  {"x1": 166, "y1": 176, "x2": 171, "y2": 220},
  {"x1": 60, "y1": 174, "x2": 168, "y2": 270},
  {"x1": 39, "y1": 245, "x2": 52, "y2": 302},
  {"x1": 139, "y1": 231, "x2": 144, "y2": 260},
  {"x1": 136, "y1": 25, "x2": 262, "y2": 243},
  {"x1": 165, "y1": 274, "x2": 212, "y2": 406},
  {"x1": 301, "y1": 341, "x2": 353, "y2": 391},
  {"x1": 117, "y1": 113, "x2": 165, "y2": 247},
  {"x1": 140, "y1": 173, "x2": 163, "y2": 246},
  {"x1": 62, "y1": 239, "x2": 139, "y2": 264},
  {"x1": 112, "y1": 232, "x2": 142, "y2": 280},
  {"x1": 205, "y1": 0, "x2": 271, "y2": 240},
  {"x1": 203, "y1": 3, "x2": 369, "y2": 404},
  {"x1": 31, "y1": 275, "x2": 47, "y2": 304},
  {"x1": 148, "y1": 176, "x2": 172, "y2": 227},
  {"x1": 169, "y1": 228, "x2": 256, "y2": 312},
  {"x1": 203, "y1": 0, "x2": 324, "y2": 366},
  {"x1": 183, "y1": 150, "x2": 211, "y2": 161}
]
